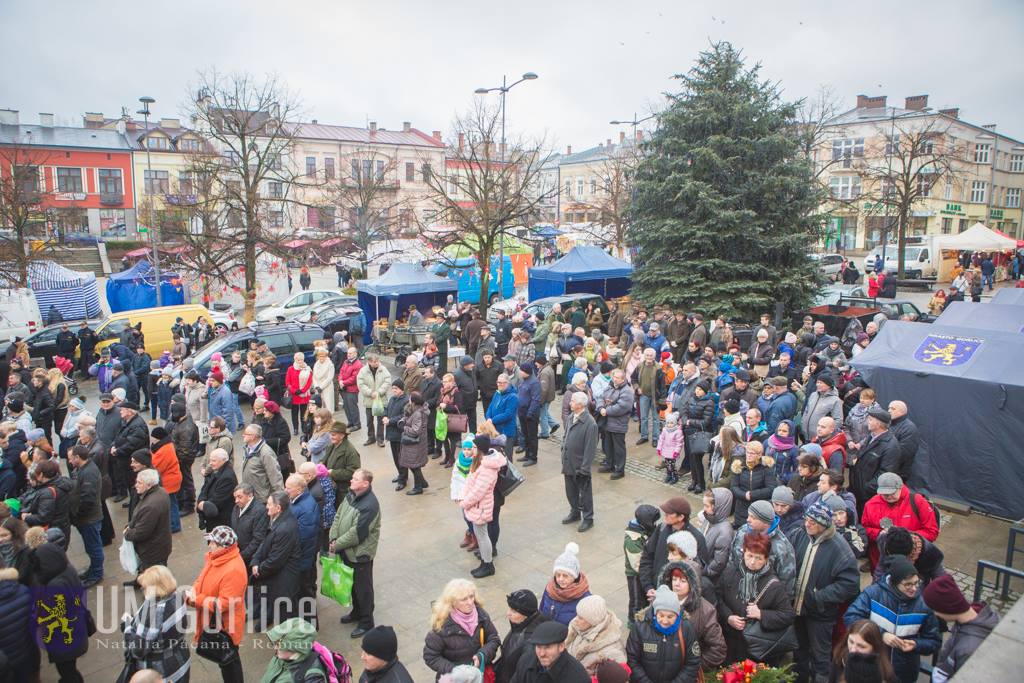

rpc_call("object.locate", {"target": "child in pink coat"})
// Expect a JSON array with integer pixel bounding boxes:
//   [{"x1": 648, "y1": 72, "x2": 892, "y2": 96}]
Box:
[
  {"x1": 657, "y1": 411, "x2": 683, "y2": 484},
  {"x1": 458, "y1": 435, "x2": 507, "y2": 578}
]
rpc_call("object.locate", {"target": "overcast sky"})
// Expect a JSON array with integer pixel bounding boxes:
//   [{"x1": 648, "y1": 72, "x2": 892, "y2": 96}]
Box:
[{"x1": 2, "y1": 0, "x2": 1023, "y2": 151}]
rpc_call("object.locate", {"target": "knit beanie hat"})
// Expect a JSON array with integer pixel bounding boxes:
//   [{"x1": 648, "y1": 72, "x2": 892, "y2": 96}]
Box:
[
  {"x1": 749, "y1": 500, "x2": 775, "y2": 524},
  {"x1": 666, "y1": 530, "x2": 698, "y2": 560},
  {"x1": 824, "y1": 495, "x2": 848, "y2": 514},
  {"x1": 506, "y1": 589, "x2": 538, "y2": 617},
  {"x1": 771, "y1": 486, "x2": 795, "y2": 505},
  {"x1": 112, "y1": 387, "x2": 127, "y2": 401},
  {"x1": 804, "y1": 500, "x2": 833, "y2": 529},
  {"x1": 130, "y1": 449, "x2": 153, "y2": 468},
  {"x1": 575, "y1": 595, "x2": 608, "y2": 626},
  {"x1": 361, "y1": 625, "x2": 398, "y2": 662},
  {"x1": 922, "y1": 574, "x2": 971, "y2": 615},
  {"x1": 595, "y1": 661, "x2": 630, "y2": 683},
  {"x1": 844, "y1": 652, "x2": 886, "y2": 683},
  {"x1": 887, "y1": 555, "x2": 918, "y2": 586},
  {"x1": 799, "y1": 442, "x2": 823, "y2": 460},
  {"x1": 553, "y1": 542, "x2": 581, "y2": 578},
  {"x1": 69, "y1": 397, "x2": 86, "y2": 411},
  {"x1": 651, "y1": 585, "x2": 680, "y2": 615},
  {"x1": 664, "y1": 411, "x2": 679, "y2": 426}
]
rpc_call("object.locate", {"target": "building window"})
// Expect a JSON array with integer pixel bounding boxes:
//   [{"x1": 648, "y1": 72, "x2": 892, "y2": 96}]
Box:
[
  {"x1": 943, "y1": 178, "x2": 954, "y2": 200},
  {"x1": 351, "y1": 159, "x2": 360, "y2": 182},
  {"x1": 576, "y1": 178, "x2": 584, "y2": 197},
  {"x1": 306, "y1": 207, "x2": 319, "y2": 227},
  {"x1": 178, "y1": 172, "x2": 193, "y2": 195},
  {"x1": 423, "y1": 209, "x2": 437, "y2": 225},
  {"x1": 421, "y1": 163, "x2": 432, "y2": 182},
  {"x1": 1011, "y1": 154, "x2": 1024, "y2": 173},
  {"x1": 269, "y1": 210, "x2": 284, "y2": 228},
  {"x1": 405, "y1": 162, "x2": 415, "y2": 182},
  {"x1": 266, "y1": 153, "x2": 282, "y2": 170},
  {"x1": 941, "y1": 217, "x2": 952, "y2": 234},
  {"x1": 832, "y1": 138, "x2": 864, "y2": 166},
  {"x1": 974, "y1": 143, "x2": 991, "y2": 164},
  {"x1": 1007, "y1": 188, "x2": 1021, "y2": 208},
  {"x1": 959, "y1": 218, "x2": 969, "y2": 232},
  {"x1": 305, "y1": 156, "x2": 316, "y2": 177},
  {"x1": 885, "y1": 134, "x2": 900, "y2": 156},
  {"x1": 376, "y1": 160, "x2": 385, "y2": 180},
  {"x1": 564, "y1": 179, "x2": 571, "y2": 197},
  {"x1": 144, "y1": 169, "x2": 169, "y2": 195},
  {"x1": 56, "y1": 167, "x2": 83, "y2": 193},
  {"x1": 17, "y1": 166, "x2": 40, "y2": 193},
  {"x1": 970, "y1": 180, "x2": 987, "y2": 203},
  {"x1": 590, "y1": 178, "x2": 597, "y2": 194},
  {"x1": 147, "y1": 136, "x2": 169, "y2": 151},
  {"x1": 324, "y1": 157, "x2": 335, "y2": 180},
  {"x1": 881, "y1": 178, "x2": 896, "y2": 199},
  {"x1": 319, "y1": 206, "x2": 335, "y2": 230},
  {"x1": 222, "y1": 150, "x2": 241, "y2": 166},
  {"x1": 829, "y1": 176, "x2": 861, "y2": 199},
  {"x1": 267, "y1": 181, "x2": 283, "y2": 199},
  {"x1": 400, "y1": 209, "x2": 412, "y2": 229},
  {"x1": 917, "y1": 176, "x2": 932, "y2": 198},
  {"x1": 98, "y1": 168, "x2": 122, "y2": 195},
  {"x1": 179, "y1": 138, "x2": 201, "y2": 152}
]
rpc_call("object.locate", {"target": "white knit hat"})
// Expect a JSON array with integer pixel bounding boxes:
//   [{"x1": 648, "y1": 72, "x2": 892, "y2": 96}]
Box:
[
  {"x1": 575, "y1": 594, "x2": 607, "y2": 625},
  {"x1": 666, "y1": 530, "x2": 697, "y2": 560},
  {"x1": 553, "y1": 542, "x2": 581, "y2": 578}
]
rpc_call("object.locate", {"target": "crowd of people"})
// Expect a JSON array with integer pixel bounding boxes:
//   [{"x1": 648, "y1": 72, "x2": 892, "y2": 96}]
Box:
[{"x1": 0, "y1": 297, "x2": 1006, "y2": 683}]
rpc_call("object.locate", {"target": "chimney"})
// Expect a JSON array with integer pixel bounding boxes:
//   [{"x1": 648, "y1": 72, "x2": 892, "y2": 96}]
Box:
[
  {"x1": 432, "y1": 130, "x2": 442, "y2": 142},
  {"x1": 39, "y1": 113, "x2": 54, "y2": 127},
  {"x1": 606, "y1": 138, "x2": 612, "y2": 149},
  {"x1": 864, "y1": 95, "x2": 887, "y2": 109},
  {"x1": 856, "y1": 94, "x2": 870, "y2": 109},
  {"x1": 904, "y1": 95, "x2": 928, "y2": 111},
  {"x1": 619, "y1": 131, "x2": 626, "y2": 144},
  {"x1": 83, "y1": 112, "x2": 104, "y2": 128},
  {"x1": 368, "y1": 121, "x2": 377, "y2": 132},
  {"x1": 159, "y1": 117, "x2": 180, "y2": 129},
  {"x1": 458, "y1": 132, "x2": 465, "y2": 152},
  {"x1": 939, "y1": 108, "x2": 959, "y2": 119},
  {"x1": 311, "y1": 119, "x2": 317, "y2": 124},
  {"x1": 402, "y1": 121, "x2": 411, "y2": 132},
  {"x1": 983, "y1": 124, "x2": 997, "y2": 131},
  {"x1": 115, "y1": 119, "x2": 127, "y2": 135},
  {"x1": 0, "y1": 109, "x2": 19, "y2": 125},
  {"x1": 566, "y1": 145, "x2": 572, "y2": 155}
]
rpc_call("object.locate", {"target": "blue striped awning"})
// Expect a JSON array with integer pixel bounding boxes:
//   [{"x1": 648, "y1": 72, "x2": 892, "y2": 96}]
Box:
[{"x1": 26, "y1": 260, "x2": 102, "y2": 320}]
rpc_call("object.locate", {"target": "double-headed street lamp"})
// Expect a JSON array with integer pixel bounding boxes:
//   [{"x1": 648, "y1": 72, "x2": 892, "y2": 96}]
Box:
[
  {"x1": 474, "y1": 72, "x2": 538, "y2": 296},
  {"x1": 137, "y1": 95, "x2": 163, "y2": 306},
  {"x1": 609, "y1": 112, "x2": 656, "y2": 137}
]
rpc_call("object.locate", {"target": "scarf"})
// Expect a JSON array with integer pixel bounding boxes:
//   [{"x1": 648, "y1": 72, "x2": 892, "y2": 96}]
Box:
[
  {"x1": 739, "y1": 562, "x2": 772, "y2": 604},
  {"x1": 766, "y1": 420, "x2": 796, "y2": 451},
  {"x1": 450, "y1": 605, "x2": 479, "y2": 637},
  {"x1": 652, "y1": 612, "x2": 682, "y2": 636},
  {"x1": 545, "y1": 573, "x2": 591, "y2": 603},
  {"x1": 0, "y1": 541, "x2": 15, "y2": 567},
  {"x1": 793, "y1": 524, "x2": 836, "y2": 615}
]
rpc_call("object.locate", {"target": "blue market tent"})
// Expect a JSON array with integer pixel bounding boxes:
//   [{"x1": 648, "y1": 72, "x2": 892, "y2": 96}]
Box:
[
  {"x1": 936, "y1": 301, "x2": 1024, "y2": 333},
  {"x1": 527, "y1": 245, "x2": 633, "y2": 300},
  {"x1": 531, "y1": 225, "x2": 564, "y2": 239},
  {"x1": 355, "y1": 262, "x2": 457, "y2": 344},
  {"x1": 992, "y1": 287, "x2": 1024, "y2": 306},
  {"x1": 852, "y1": 320, "x2": 1024, "y2": 518},
  {"x1": 106, "y1": 260, "x2": 186, "y2": 313},
  {"x1": 27, "y1": 261, "x2": 102, "y2": 320}
]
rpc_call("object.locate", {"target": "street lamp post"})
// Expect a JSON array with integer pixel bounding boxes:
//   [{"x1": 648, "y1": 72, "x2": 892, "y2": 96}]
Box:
[
  {"x1": 138, "y1": 96, "x2": 162, "y2": 306},
  {"x1": 609, "y1": 112, "x2": 656, "y2": 139},
  {"x1": 474, "y1": 71, "x2": 537, "y2": 298}
]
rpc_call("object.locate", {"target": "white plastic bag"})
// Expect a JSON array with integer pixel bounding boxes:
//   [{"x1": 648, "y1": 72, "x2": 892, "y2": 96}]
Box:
[
  {"x1": 119, "y1": 539, "x2": 139, "y2": 575},
  {"x1": 239, "y1": 372, "x2": 256, "y2": 396}
]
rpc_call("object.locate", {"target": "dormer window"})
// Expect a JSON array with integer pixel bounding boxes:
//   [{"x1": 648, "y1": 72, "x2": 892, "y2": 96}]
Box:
[
  {"x1": 147, "y1": 135, "x2": 169, "y2": 150},
  {"x1": 178, "y1": 137, "x2": 201, "y2": 152}
]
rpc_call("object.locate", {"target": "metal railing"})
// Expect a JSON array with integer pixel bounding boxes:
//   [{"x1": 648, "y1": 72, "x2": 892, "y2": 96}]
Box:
[{"x1": 973, "y1": 559, "x2": 1024, "y2": 604}]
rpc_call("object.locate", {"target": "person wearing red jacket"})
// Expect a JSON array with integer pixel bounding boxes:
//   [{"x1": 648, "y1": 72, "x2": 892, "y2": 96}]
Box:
[
  {"x1": 337, "y1": 346, "x2": 363, "y2": 433},
  {"x1": 861, "y1": 472, "x2": 939, "y2": 569},
  {"x1": 812, "y1": 416, "x2": 848, "y2": 471},
  {"x1": 284, "y1": 351, "x2": 314, "y2": 436}
]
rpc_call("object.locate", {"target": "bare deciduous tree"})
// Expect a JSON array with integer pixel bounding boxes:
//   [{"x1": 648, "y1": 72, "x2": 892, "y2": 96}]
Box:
[
  {"x1": 0, "y1": 147, "x2": 58, "y2": 287},
  {"x1": 421, "y1": 103, "x2": 555, "y2": 312},
  {"x1": 561, "y1": 145, "x2": 638, "y2": 257}
]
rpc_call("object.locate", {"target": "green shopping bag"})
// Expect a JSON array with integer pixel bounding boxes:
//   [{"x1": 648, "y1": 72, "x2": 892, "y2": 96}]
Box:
[
  {"x1": 320, "y1": 554, "x2": 354, "y2": 606},
  {"x1": 435, "y1": 409, "x2": 449, "y2": 441},
  {"x1": 371, "y1": 395, "x2": 385, "y2": 417}
]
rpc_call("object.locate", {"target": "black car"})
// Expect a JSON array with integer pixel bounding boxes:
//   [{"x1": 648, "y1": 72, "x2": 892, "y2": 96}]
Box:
[
  {"x1": 0, "y1": 321, "x2": 99, "y2": 368},
  {"x1": 189, "y1": 321, "x2": 327, "y2": 379},
  {"x1": 304, "y1": 304, "x2": 362, "y2": 339}
]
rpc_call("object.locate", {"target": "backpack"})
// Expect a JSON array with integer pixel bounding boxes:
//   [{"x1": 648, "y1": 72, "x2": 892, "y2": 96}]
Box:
[
  {"x1": 907, "y1": 488, "x2": 941, "y2": 531},
  {"x1": 292, "y1": 641, "x2": 352, "y2": 683}
]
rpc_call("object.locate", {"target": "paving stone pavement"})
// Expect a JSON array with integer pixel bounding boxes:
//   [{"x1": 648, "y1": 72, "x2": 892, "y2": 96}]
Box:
[{"x1": 56, "y1": 374, "x2": 1019, "y2": 682}]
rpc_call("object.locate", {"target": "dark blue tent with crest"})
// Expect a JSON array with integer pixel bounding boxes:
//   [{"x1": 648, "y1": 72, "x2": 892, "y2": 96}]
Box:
[
  {"x1": 527, "y1": 245, "x2": 633, "y2": 300},
  {"x1": 355, "y1": 262, "x2": 457, "y2": 344},
  {"x1": 852, "y1": 320, "x2": 1024, "y2": 519}
]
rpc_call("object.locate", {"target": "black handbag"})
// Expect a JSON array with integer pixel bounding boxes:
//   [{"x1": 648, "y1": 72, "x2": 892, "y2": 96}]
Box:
[
  {"x1": 401, "y1": 433, "x2": 420, "y2": 445},
  {"x1": 685, "y1": 430, "x2": 712, "y2": 455},
  {"x1": 742, "y1": 579, "x2": 799, "y2": 661},
  {"x1": 196, "y1": 628, "x2": 239, "y2": 665},
  {"x1": 496, "y1": 460, "x2": 525, "y2": 497}
]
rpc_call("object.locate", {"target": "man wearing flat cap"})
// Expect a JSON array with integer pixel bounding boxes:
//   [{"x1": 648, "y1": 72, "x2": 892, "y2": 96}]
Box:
[
  {"x1": 510, "y1": 620, "x2": 590, "y2": 682},
  {"x1": 762, "y1": 375, "x2": 797, "y2": 433},
  {"x1": 637, "y1": 497, "x2": 710, "y2": 601},
  {"x1": 849, "y1": 406, "x2": 902, "y2": 512},
  {"x1": 322, "y1": 421, "x2": 361, "y2": 502}
]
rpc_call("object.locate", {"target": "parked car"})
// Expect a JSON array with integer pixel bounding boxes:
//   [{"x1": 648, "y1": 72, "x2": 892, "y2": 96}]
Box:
[
  {"x1": 189, "y1": 321, "x2": 327, "y2": 379},
  {"x1": 523, "y1": 294, "x2": 609, "y2": 322},
  {"x1": 839, "y1": 296, "x2": 935, "y2": 323},
  {"x1": 809, "y1": 252, "x2": 846, "y2": 281},
  {"x1": 0, "y1": 288, "x2": 44, "y2": 343},
  {"x1": 287, "y1": 294, "x2": 358, "y2": 321},
  {"x1": 208, "y1": 303, "x2": 240, "y2": 331},
  {"x1": 303, "y1": 304, "x2": 362, "y2": 339},
  {"x1": 0, "y1": 320, "x2": 100, "y2": 368},
  {"x1": 484, "y1": 295, "x2": 529, "y2": 324},
  {"x1": 256, "y1": 289, "x2": 342, "y2": 322}
]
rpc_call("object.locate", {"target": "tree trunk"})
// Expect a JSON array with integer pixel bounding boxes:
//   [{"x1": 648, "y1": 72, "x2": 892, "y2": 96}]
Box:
[
  {"x1": 243, "y1": 239, "x2": 257, "y2": 323},
  {"x1": 477, "y1": 246, "x2": 492, "y2": 316},
  {"x1": 896, "y1": 205, "x2": 909, "y2": 279}
]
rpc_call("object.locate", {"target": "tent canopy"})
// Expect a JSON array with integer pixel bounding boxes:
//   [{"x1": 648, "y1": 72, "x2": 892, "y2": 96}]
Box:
[
  {"x1": 25, "y1": 260, "x2": 102, "y2": 320},
  {"x1": 852, "y1": 320, "x2": 1024, "y2": 518},
  {"x1": 992, "y1": 288, "x2": 1024, "y2": 306},
  {"x1": 528, "y1": 245, "x2": 633, "y2": 300},
  {"x1": 939, "y1": 222, "x2": 1018, "y2": 251},
  {"x1": 935, "y1": 301, "x2": 1024, "y2": 332},
  {"x1": 355, "y1": 262, "x2": 457, "y2": 296},
  {"x1": 106, "y1": 260, "x2": 185, "y2": 312}
]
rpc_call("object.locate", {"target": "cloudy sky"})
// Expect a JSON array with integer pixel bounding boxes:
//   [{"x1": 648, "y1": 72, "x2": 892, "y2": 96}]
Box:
[{"x1": 2, "y1": 0, "x2": 1022, "y2": 151}]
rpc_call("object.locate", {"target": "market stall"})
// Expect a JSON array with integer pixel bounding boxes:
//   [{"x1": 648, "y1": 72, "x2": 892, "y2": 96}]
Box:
[
  {"x1": 26, "y1": 260, "x2": 102, "y2": 320},
  {"x1": 527, "y1": 244, "x2": 633, "y2": 300},
  {"x1": 937, "y1": 222, "x2": 1019, "y2": 281},
  {"x1": 105, "y1": 260, "x2": 186, "y2": 312},
  {"x1": 355, "y1": 262, "x2": 457, "y2": 345}
]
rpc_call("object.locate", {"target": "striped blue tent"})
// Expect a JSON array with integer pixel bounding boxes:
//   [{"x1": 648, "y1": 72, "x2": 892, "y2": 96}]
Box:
[{"x1": 27, "y1": 260, "x2": 102, "y2": 320}]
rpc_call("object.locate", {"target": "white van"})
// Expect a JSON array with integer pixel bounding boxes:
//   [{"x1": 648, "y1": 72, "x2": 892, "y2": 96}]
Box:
[{"x1": 0, "y1": 288, "x2": 43, "y2": 342}]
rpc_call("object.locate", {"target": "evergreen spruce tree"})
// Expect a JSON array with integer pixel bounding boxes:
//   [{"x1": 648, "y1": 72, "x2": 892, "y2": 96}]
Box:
[{"x1": 631, "y1": 42, "x2": 824, "y2": 319}]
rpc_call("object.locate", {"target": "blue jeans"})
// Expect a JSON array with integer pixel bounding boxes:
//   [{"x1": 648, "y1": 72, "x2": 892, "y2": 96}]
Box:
[
  {"x1": 231, "y1": 392, "x2": 245, "y2": 431},
  {"x1": 169, "y1": 495, "x2": 181, "y2": 533},
  {"x1": 77, "y1": 520, "x2": 104, "y2": 580},
  {"x1": 639, "y1": 394, "x2": 660, "y2": 442},
  {"x1": 539, "y1": 401, "x2": 554, "y2": 437},
  {"x1": 983, "y1": 273, "x2": 994, "y2": 290}
]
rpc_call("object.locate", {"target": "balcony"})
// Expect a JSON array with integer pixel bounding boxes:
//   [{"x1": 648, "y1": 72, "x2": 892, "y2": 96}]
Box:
[
  {"x1": 100, "y1": 193, "x2": 123, "y2": 206},
  {"x1": 164, "y1": 194, "x2": 198, "y2": 206}
]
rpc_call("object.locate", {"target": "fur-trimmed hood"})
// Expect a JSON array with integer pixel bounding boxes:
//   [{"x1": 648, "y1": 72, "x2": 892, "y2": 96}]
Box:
[{"x1": 731, "y1": 454, "x2": 775, "y2": 474}]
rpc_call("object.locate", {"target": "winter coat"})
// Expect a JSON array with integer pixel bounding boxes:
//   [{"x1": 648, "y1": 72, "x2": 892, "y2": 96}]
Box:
[
  {"x1": 184, "y1": 382, "x2": 208, "y2": 424},
  {"x1": 285, "y1": 364, "x2": 314, "y2": 406},
  {"x1": 517, "y1": 375, "x2": 541, "y2": 418},
  {"x1": 861, "y1": 485, "x2": 940, "y2": 567},
  {"x1": 124, "y1": 485, "x2": 172, "y2": 570},
  {"x1": 889, "y1": 415, "x2": 920, "y2": 481},
  {"x1": 697, "y1": 488, "x2": 736, "y2": 581},
  {"x1": 844, "y1": 401, "x2": 878, "y2": 446},
  {"x1": 30, "y1": 385, "x2": 54, "y2": 427},
  {"x1": 242, "y1": 440, "x2": 284, "y2": 501},
  {"x1": 485, "y1": 385, "x2": 519, "y2": 439},
  {"x1": 357, "y1": 364, "x2": 392, "y2": 401},
  {"x1": 384, "y1": 394, "x2": 409, "y2": 442},
  {"x1": 459, "y1": 451, "x2": 507, "y2": 524},
  {"x1": 96, "y1": 406, "x2": 122, "y2": 449},
  {"x1": 791, "y1": 525, "x2": 860, "y2": 621},
  {"x1": 655, "y1": 560, "x2": 727, "y2": 670},
  {"x1": 311, "y1": 359, "x2": 335, "y2": 410},
  {"x1": 0, "y1": 573, "x2": 36, "y2": 670},
  {"x1": 494, "y1": 612, "x2": 549, "y2": 683},
  {"x1": 626, "y1": 614, "x2": 701, "y2": 683},
  {"x1": 250, "y1": 509, "x2": 302, "y2": 613},
  {"x1": 338, "y1": 358, "x2": 362, "y2": 393},
  {"x1": 192, "y1": 544, "x2": 248, "y2": 645},
  {"x1": 814, "y1": 429, "x2": 849, "y2": 471},
  {"x1": 290, "y1": 490, "x2": 320, "y2": 571},
  {"x1": 23, "y1": 475, "x2": 73, "y2": 533},
  {"x1": 538, "y1": 363, "x2": 557, "y2": 404},
  {"x1": 788, "y1": 470, "x2": 822, "y2": 503},
  {"x1": 763, "y1": 390, "x2": 797, "y2": 434},
  {"x1": 258, "y1": 411, "x2": 292, "y2": 462},
  {"x1": 801, "y1": 387, "x2": 843, "y2": 437},
  {"x1": 69, "y1": 459, "x2": 103, "y2": 526},
  {"x1": 931, "y1": 604, "x2": 1000, "y2": 680},
  {"x1": 683, "y1": 394, "x2": 714, "y2": 433},
  {"x1": 197, "y1": 464, "x2": 237, "y2": 531},
  {"x1": 359, "y1": 659, "x2": 415, "y2": 683},
  {"x1": 561, "y1": 410, "x2": 598, "y2": 477},
  {"x1": 625, "y1": 508, "x2": 661, "y2": 577},
  {"x1": 510, "y1": 648, "x2": 591, "y2": 683},
  {"x1": 850, "y1": 430, "x2": 902, "y2": 505},
  {"x1": 170, "y1": 413, "x2": 200, "y2": 462},
  {"x1": 657, "y1": 425, "x2": 684, "y2": 460},
  {"x1": 565, "y1": 610, "x2": 627, "y2": 675},
  {"x1": 329, "y1": 487, "x2": 381, "y2": 564},
  {"x1": 262, "y1": 367, "x2": 285, "y2": 405},
  {"x1": 729, "y1": 455, "x2": 779, "y2": 525},
  {"x1": 28, "y1": 543, "x2": 91, "y2": 663},
  {"x1": 113, "y1": 412, "x2": 150, "y2": 459},
  {"x1": 231, "y1": 497, "x2": 269, "y2": 567},
  {"x1": 540, "y1": 582, "x2": 591, "y2": 626},
  {"x1": 422, "y1": 606, "x2": 501, "y2": 679},
  {"x1": 322, "y1": 437, "x2": 360, "y2": 496},
  {"x1": 728, "y1": 521, "x2": 798, "y2": 600},
  {"x1": 151, "y1": 440, "x2": 183, "y2": 495},
  {"x1": 87, "y1": 438, "x2": 113, "y2": 499},
  {"x1": 638, "y1": 523, "x2": 711, "y2": 594},
  {"x1": 600, "y1": 381, "x2": 634, "y2": 434},
  {"x1": 716, "y1": 563, "x2": 795, "y2": 663},
  {"x1": 120, "y1": 591, "x2": 191, "y2": 683},
  {"x1": 453, "y1": 367, "x2": 478, "y2": 414},
  {"x1": 845, "y1": 576, "x2": 942, "y2": 682},
  {"x1": 398, "y1": 404, "x2": 430, "y2": 469},
  {"x1": 207, "y1": 383, "x2": 235, "y2": 423}
]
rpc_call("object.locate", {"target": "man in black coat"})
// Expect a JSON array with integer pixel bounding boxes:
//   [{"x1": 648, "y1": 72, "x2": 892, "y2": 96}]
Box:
[
  {"x1": 420, "y1": 366, "x2": 442, "y2": 458},
  {"x1": 251, "y1": 491, "x2": 302, "y2": 629},
  {"x1": 511, "y1": 621, "x2": 589, "y2": 683},
  {"x1": 110, "y1": 401, "x2": 149, "y2": 502},
  {"x1": 637, "y1": 497, "x2": 711, "y2": 601},
  {"x1": 76, "y1": 321, "x2": 98, "y2": 377},
  {"x1": 849, "y1": 407, "x2": 902, "y2": 512},
  {"x1": 453, "y1": 355, "x2": 479, "y2": 435},
  {"x1": 197, "y1": 447, "x2": 237, "y2": 531},
  {"x1": 493, "y1": 309, "x2": 513, "y2": 359},
  {"x1": 887, "y1": 400, "x2": 920, "y2": 482},
  {"x1": 168, "y1": 402, "x2": 200, "y2": 515},
  {"x1": 55, "y1": 322, "x2": 79, "y2": 361},
  {"x1": 495, "y1": 590, "x2": 549, "y2": 683},
  {"x1": 230, "y1": 483, "x2": 269, "y2": 570},
  {"x1": 476, "y1": 350, "x2": 502, "y2": 414},
  {"x1": 68, "y1": 445, "x2": 105, "y2": 586}
]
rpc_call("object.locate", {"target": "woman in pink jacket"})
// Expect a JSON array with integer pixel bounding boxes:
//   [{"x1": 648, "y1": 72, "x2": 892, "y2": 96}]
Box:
[{"x1": 459, "y1": 435, "x2": 507, "y2": 580}]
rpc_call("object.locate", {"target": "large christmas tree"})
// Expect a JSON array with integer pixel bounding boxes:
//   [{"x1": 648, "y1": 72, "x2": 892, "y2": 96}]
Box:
[{"x1": 631, "y1": 42, "x2": 823, "y2": 319}]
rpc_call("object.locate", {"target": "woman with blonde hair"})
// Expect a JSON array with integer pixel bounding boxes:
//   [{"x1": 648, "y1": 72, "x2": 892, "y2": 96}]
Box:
[
  {"x1": 301, "y1": 407, "x2": 334, "y2": 464},
  {"x1": 709, "y1": 424, "x2": 745, "y2": 490},
  {"x1": 311, "y1": 346, "x2": 335, "y2": 413},
  {"x1": 423, "y1": 578, "x2": 500, "y2": 681},
  {"x1": 46, "y1": 367, "x2": 71, "y2": 440},
  {"x1": 119, "y1": 565, "x2": 191, "y2": 682}
]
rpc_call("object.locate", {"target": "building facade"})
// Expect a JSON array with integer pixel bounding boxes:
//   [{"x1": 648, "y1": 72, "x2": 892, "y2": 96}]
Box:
[
  {"x1": 0, "y1": 109, "x2": 136, "y2": 238},
  {"x1": 815, "y1": 94, "x2": 1024, "y2": 251}
]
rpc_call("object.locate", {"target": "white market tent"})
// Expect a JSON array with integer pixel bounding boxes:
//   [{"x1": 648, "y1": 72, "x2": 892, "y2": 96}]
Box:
[{"x1": 939, "y1": 222, "x2": 1018, "y2": 251}]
